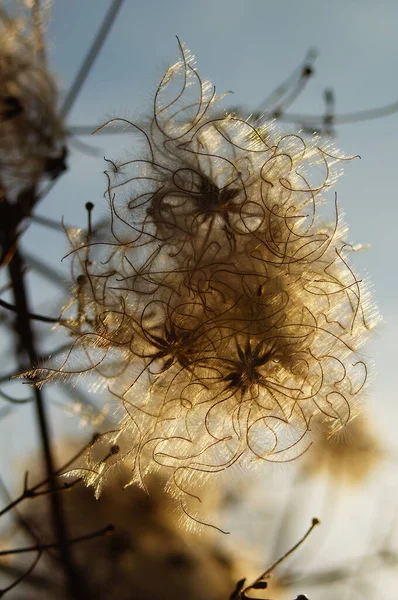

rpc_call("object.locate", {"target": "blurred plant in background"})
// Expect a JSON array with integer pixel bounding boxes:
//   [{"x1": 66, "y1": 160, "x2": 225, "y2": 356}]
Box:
[
  {"x1": 0, "y1": 2, "x2": 397, "y2": 599},
  {"x1": 0, "y1": 0, "x2": 65, "y2": 263}
]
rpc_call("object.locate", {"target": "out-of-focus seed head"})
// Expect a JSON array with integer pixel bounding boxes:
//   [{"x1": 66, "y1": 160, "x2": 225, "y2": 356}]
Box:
[
  {"x1": 0, "y1": 3, "x2": 65, "y2": 201},
  {"x1": 303, "y1": 413, "x2": 382, "y2": 484},
  {"x1": 20, "y1": 453, "x2": 235, "y2": 600}
]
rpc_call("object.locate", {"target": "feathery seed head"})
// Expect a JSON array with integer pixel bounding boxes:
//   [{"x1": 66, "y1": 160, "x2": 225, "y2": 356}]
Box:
[
  {"x1": 0, "y1": 3, "x2": 65, "y2": 201},
  {"x1": 26, "y1": 40, "x2": 379, "y2": 512}
]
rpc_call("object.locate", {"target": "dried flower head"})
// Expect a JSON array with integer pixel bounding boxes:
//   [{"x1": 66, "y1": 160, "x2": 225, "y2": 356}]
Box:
[
  {"x1": 0, "y1": 2, "x2": 65, "y2": 201},
  {"x1": 0, "y1": 2, "x2": 66, "y2": 267},
  {"x1": 26, "y1": 41, "x2": 378, "y2": 510}
]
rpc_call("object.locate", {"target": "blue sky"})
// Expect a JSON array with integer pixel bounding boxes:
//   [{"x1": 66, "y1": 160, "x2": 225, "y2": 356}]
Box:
[{"x1": 1, "y1": 1, "x2": 398, "y2": 591}]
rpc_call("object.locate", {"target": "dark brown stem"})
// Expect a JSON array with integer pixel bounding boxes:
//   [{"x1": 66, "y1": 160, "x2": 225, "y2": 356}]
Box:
[
  {"x1": 7, "y1": 247, "x2": 90, "y2": 599},
  {"x1": 0, "y1": 297, "x2": 60, "y2": 323},
  {"x1": 0, "y1": 551, "x2": 42, "y2": 597},
  {"x1": 0, "y1": 477, "x2": 81, "y2": 518},
  {"x1": 0, "y1": 525, "x2": 113, "y2": 557},
  {"x1": 242, "y1": 518, "x2": 320, "y2": 597},
  {"x1": 59, "y1": 0, "x2": 125, "y2": 119}
]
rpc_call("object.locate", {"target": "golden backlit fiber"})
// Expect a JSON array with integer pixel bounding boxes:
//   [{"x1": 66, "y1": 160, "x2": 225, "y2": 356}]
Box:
[{"x1": 26, "y1": 40, "x2": 378, "y2": 508}]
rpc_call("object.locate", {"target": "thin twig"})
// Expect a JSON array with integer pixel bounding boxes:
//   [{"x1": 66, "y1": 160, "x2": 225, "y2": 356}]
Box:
[
  {"x1": 0, "y1": 297, "x2": 60, "y2": 324},
  {"x1": 0, "y1": 557, "x2": 58, "y2": 594},
  {"x1": 7, "y1": 247, "x2": 89, "y2": 599},
  {"x1": 0, "y1": 525, "x2": 114, "y2": 557},
  {"x1": 29, "y1": 214, "x2": 73, "y2": 232},
  {"x1": 0, "y1": 436, "x2": 96, "y2": 518},
  {"x1": 0, "y1": 387, "x2": 32, "y2": 404},
  {"x1": 281, "y1": 548, "x2": 398, "y2": 587},
  {"x1": 24, "y1": 253, "x2": 69, "y2": 290},
  {"x1": 68, "y1": 97, "x2": 398, "y2": 137},
  {"x1": 31, "y1": 0, "x2": 47, "y2": 67},
  {"x1": 254, "y1": 48, "x2": 317, "y2": 116},
  {"x1": 268, "y1": 100, "x2": 398, "y2": 126},
  {"x1": 60, "y1": 0, "x2": 125, "y2": 119},
  {"x1": 0, "y1": 551, "x2": 42, "y2": 597},
  {"x1": 259, "y1": 518, "x2": 319, "y2": 581},
  {"x1": 0, "y1": 474, "x2": 47, "y2": 550},
  {"x1": 242, "y1": 518, "x2": 320, "y2": 596}
]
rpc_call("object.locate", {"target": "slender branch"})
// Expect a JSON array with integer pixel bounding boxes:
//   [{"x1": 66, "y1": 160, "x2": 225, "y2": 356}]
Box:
[
  {"x1": 0, "y1": 474, "x2": 56, "y2": 559},
  {"x1": 7, "y1": 247, "x2": 89, "y2": 599},
  {"x1": 68, "y1": 124, "x2": 127, "y2": 135},
  {"x1": 0, "y1": 551, "x2": 42, "y2": 597},
  {"x1": 0, "y1": 297, "x2": 60, "y2": 324},
  {"x1": 240, "y1": 519, "x2": 320, "y2": 598},
  {"x1": 0, "y1": 557, "x2": 57, "y2": 594},
  {"x1": 254, "y1": 48, "x2": 316, "y2": 116},
  {"x1": 60, "y1": 0, "x2": 125, "y2": 119},
  {"x1": 29, "y1": 214, "x2": 73, "y2": 232},
  {"x1": 0, "y1": 386, "x2": 32, "y2": 404},
  {"x1": 257, "y1": 518, "x2": 320, "y2": 581},
  {"x1": 0, "y1": 478, "x2": 81, "y2": 519},
  {"x1": 265, "y1": 100, "x2": 398, "y2": 126},
  {"x1": 0, "y1": 525, "x2": 114, "y2": 557},
  {"x1": 67, "y1": 97, "x2": 398, "y2": 137},
  {"x1": 281, "y1": 548, "x2": 398, "y2": 588},
  {"x1": 0, "y1": 436, "x2": 96, "y2": 518},
  {"x1": 24, "y1": 253, "x2": 70, "y2": 290},
  {"x1": 31, "y1": 0, "x2": 47, "y2": 67}
]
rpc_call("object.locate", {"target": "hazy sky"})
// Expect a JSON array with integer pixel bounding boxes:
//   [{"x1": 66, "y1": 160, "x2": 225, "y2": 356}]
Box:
[{"x1": 0, "y1": 2, "x2": 397, "y2": 594}]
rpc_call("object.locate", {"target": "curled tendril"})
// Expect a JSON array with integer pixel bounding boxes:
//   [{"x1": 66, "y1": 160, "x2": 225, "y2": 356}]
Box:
[{"x1": 23, "y1": 40, "x2": 378, "y2": 520}]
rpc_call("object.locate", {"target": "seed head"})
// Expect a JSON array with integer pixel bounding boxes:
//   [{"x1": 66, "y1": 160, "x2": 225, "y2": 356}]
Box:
[
  {"x1": 0, "y1": 4, "x2": 65, "y2": 201},
  {"x1": 26, "y1": 40, "x2": 379, "y2": 509}
]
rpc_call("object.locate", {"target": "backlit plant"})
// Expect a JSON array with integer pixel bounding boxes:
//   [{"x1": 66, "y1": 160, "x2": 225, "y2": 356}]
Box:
[{"x1": 26, "y1": 40, "x2": 378, "y2": 514}]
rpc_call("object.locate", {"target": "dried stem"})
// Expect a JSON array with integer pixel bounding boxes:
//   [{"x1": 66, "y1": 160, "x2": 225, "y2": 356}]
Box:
[
  {"x1": 0, "y1": 297, "x2": 59, "y2": 323},
  {"x1": 0, "y1": 524, "x2": 113, "y2": 557},
  {"x1": 0, "y1": 435, "x2": 94, "y2": 518},
  {"x1": 7, "y1": 246, "x2": 89, "y2": 600},
  {"x1": 59, "y1": 0, "x2": 125, "y2": 119}
]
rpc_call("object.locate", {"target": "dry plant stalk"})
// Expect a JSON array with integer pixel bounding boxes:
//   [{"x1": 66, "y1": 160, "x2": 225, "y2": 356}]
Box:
[
  {"x1": 0, "y1": 4, "x2": 64, "y2": 191},
  {"x1": 0, "y1": 4, "x2": 91, "y2": 598},
  {"x1": 25, "y1": 40, "x2": 379, "y2": 515}
]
